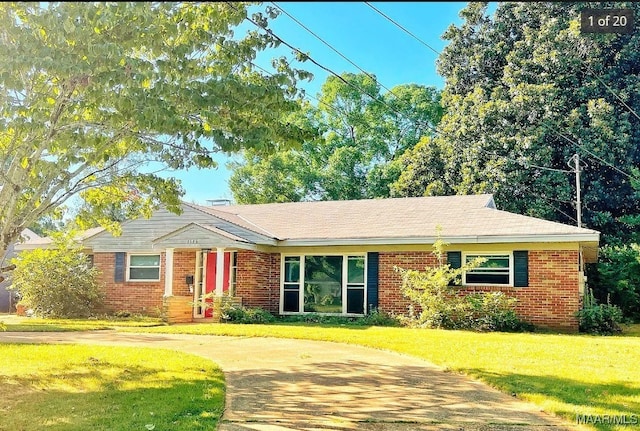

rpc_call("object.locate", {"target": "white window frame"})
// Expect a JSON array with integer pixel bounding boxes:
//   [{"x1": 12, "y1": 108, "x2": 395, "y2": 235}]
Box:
[
  {"x1": 127, "y1": 253, "x2": 161, "y2": 282},
  {"x1": 279, "y1": 253, "x2": 367, "y2": 316},
  {"x1": 229, "y1": 251, "x2": 238, "y2": 296},
  {"x1": 462, "y1": 252, "x2": 513, "y2": 287}
]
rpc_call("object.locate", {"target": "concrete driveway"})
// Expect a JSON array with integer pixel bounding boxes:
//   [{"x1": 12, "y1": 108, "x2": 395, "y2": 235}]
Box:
[{"x1": 0, "y1": 331, "x2": 571, "y2": 430}]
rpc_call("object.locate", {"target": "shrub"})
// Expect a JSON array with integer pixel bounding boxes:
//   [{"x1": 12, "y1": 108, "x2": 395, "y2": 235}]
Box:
[
  {"x1": 220, "y1": 304, "x2": 276, "y2": 324},
  {"x1": 593, "y1": 244, "x2": 640, "y2": 322},
  {"x1": 359, "y1": 309, "x2": 400, "y2": 326},
  {"x1": 576, "y1": 288, "x2": 623, "y2": 335},
  {"x1": 396, "y1": 230, "x2": 530, "y2": 332},
  {"x1": 278, "y1": 310, "x2": 399, "y2": 327},
  {"x1": 10, "y1": 230, "x2": 104, "y2": 318},
  {"x1": 462, "y1": 292, "x2": 532, "y2": 332}
]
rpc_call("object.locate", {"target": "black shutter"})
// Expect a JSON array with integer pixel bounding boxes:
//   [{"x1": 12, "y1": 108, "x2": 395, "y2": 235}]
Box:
[
  {"x1": 447, "y1": 251, "x2": 462, "y2": 286},
  {"x1": 114, "y1": 252, "x2": 125, "y2": 283},
  {"x1": 366, "y1": 252, "x2": 379, "y2": 312},
  {"x1": 514, "y1": 251, "x2": 529, "y2": 287}
]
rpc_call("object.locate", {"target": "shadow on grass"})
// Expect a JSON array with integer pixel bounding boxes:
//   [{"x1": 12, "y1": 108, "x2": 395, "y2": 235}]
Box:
[
  {"x1": 1, "y1": 360, "x2": 224, "y2": 431},
  {"x1": 460, "y1": 369, "x2": 640, "y2": 430},
  {"x1": 3, "y1": 324, "x2": 113, "y2": 332}
]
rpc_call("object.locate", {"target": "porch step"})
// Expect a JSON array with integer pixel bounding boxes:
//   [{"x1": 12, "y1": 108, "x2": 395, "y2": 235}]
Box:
[{"x1": 162, "y1": 296, "x2": 193, "y2": 324}]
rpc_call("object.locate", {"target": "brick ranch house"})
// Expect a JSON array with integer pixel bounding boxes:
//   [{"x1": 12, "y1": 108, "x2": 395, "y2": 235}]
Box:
[{"x1": 17, "y1": 194, "x2": 599, "y2": 331}]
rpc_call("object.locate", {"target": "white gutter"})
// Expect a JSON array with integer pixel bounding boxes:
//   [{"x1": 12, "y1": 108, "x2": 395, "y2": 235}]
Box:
[{"x1": 277, "y1": 233, "x2": 600, "y2": 247}]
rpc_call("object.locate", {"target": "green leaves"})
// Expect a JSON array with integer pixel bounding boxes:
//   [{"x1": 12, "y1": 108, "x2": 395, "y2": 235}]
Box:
[
  {"x1": 10, "y1": 230, "x2": 104, "y2": 318},
  {"x1": 400, "y1": 2, "x2": 640, "y2": 243},
  {"x1": 229, "y1": 73, "x2": 443, "y2": 203},
  {"x1": 0, "y1": 2, "x2": 311, "y2": 254}
]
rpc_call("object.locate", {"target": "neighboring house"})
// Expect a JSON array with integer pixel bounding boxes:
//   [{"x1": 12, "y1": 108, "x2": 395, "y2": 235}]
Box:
[
  {"x1": 16, "y1": 194, "x2": 600, "y2": 330},
  {"x1": 0, "y1": 228, "x2": 41, "y2": 313}
]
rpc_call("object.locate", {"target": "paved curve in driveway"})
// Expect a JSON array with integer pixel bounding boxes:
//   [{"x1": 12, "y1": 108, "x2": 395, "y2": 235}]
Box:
[{"x1": 0, "y1": 331, "x2": 571, "y2": 431}]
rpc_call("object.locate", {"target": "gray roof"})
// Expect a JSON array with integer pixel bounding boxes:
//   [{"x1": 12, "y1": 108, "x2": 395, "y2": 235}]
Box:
[
  {"x1": 15, "y1": 227, "x2": 103, "y2": 250},
  {"x1": 17, "y1": 194, "x2": 600, "y2": 251},
  {"x1": 193, "y1": 194, "x2": 599, "y2": 244}
]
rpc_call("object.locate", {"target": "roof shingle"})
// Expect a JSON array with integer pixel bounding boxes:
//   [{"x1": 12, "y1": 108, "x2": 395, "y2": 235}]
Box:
[{"x1": 193, "y1": 194, "x2": 599, "y2": 242}]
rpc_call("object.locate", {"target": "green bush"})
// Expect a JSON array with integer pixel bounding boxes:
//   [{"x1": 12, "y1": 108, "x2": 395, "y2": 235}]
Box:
[
  {"x1": 220, "y1": 304, "x2": 276, "y2": 324},
  {"x1": 593, "y1": 244, "x2": 640, "y2": 321},
  {"x1": 462, "y1": 292, "x2": 532, "y2": 332},
  {"x1": 577, "y1": 289, "x2": 623, "y2": 335},
  {"x1": 395, "y1": 232, "x2": 530, "y2": 332},
  {"x1": 278, "y1": 310, "x2": 399, "y2": 327},
  {"x1": 10, "y1": 231, "x2": 104, "y2": 318},
  {"x1": 359, "y1": 309, "x2": 400, "y2": 326}
]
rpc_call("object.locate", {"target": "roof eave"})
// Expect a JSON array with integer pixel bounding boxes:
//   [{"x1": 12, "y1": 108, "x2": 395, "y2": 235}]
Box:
[{"x1": 277, "y1": 233, "x2": 600, "y2": 247}]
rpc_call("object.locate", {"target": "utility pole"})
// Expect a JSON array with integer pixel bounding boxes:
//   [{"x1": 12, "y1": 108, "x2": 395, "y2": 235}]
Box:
[{"x1": 568, "y1": 153, "x2": 582, "y2": 228}]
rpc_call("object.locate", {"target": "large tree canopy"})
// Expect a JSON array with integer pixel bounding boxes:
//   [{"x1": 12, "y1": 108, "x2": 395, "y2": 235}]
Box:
[
  {"x1": 229, "y1": 72, "x2": 443, "y2": 203},
  {"x1": 0, "y1": 2, "x2": 313, "y2": 263},
  {"x1": 393, "y1": 2, "x2": 640, "y2": 244}
]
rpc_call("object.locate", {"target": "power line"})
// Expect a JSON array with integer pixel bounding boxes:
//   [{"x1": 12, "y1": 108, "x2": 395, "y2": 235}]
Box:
[
  {"x1": 240, "y1": 3, "x2": 582, "y2": 184},
  {"x1": 271, "y1": 1, "x2": 447, "y2": 135},
  {"x1": 363, "y1": 2, "x2": 440, "y2": 56},
  {"x1": 249, "y1": 60, "x2": 342, "y2": 118},
  {"x1": 477, "y1": 148, "x2": 573, "y2": 174},
  {"x1": 271, "y1": 2, "x2": 398, "y2": 97},
  {"x1": 555, "y1": 131, "x2": 635, "y2": 179},
  {"x1": 227, "y1": 2, "x2": 440, "y2": 135},
  {"x1": 588, "y1": 69, "x2": 640, "y2": 123}
]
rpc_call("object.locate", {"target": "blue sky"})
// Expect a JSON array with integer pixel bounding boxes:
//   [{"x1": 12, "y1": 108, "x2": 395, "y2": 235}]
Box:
[{"x1": 172, "y1": 2, "x2": 472, "y2": 204}]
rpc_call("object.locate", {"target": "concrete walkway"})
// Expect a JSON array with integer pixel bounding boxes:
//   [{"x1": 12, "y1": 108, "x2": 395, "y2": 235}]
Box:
[{"x1": 0, "y1": 331, "x2": 571, "y2": 431}]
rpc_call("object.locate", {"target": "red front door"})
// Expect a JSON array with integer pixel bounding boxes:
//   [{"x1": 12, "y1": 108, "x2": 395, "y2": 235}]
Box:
[{"x1": 204, "y1": 251, "x2": 231, "y2": 317}]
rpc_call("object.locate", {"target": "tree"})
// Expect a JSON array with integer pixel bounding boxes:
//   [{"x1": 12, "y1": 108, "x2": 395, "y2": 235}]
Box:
[
  {"x1": 394, "y1": 2, "x2": 640, "y2": 244},
  {"x1": 589, "y1": 167, "x2": 640, "y2": 321},
  {"x1": 10, "y1": 230, "x2": 104, "y2": 318},
  {"x1": 0, "y1": 2, "x2": 314, "y2": 278},
  {"x1": 229, "y1": 73, "x2": 443, "y2": 203}
]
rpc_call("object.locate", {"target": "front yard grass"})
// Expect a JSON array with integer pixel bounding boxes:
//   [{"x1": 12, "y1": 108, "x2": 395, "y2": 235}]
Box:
[
  {"x1": 0, "y1": 314, "x2": 165, "y2": 331},
  {"x1": 127, "y1": 322, "x2": 640, "y2": 431},
  {"x1": 0, "y1": 344, "x2": 224, "y2": 431}
]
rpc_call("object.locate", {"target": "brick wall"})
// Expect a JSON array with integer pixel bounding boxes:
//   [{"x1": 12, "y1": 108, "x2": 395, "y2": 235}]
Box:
[
  {"x1": 94, "y1": 250, "x2": 197, "y2": 317},
  {"x1": 235, "y1": 250, "x2": 280, "y2": 313},
  {"x1": 378, "y1": 250, "x2": 580, "y2": 331},
  {"x1": 95, "y1": 248, "x2": 581, "y2": 330},
  {"x1": 94, "y1": 252, "x2": 166, "y2": 316},
  {"x1": 378, "y1": 252, "x2": 439, "y2": 316},
  {"x1": 172, "y1": 250, "x2": 196, "y2": 297}
]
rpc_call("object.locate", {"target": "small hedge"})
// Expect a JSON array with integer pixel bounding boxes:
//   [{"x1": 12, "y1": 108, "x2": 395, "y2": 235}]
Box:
[
  {"x1": 220, "y1": 304, "x2": 276, "y2": 324},
  {"x1": 577, "y1": 289, "x2": 623, "y2": 335},
  {"x1": 279, "y1": 309, "x2": 399, "y2": 327}
]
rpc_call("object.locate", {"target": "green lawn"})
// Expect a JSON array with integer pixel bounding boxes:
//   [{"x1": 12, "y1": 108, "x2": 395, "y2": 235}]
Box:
[
  {"x1": 125, "y1": 322, "x2": 640, "y2": 431},
  {"x1": 0, "y1": 314, "x2": 165, "y2": 331},
  {"x1": 0, "y1": 344, "x2": 224, "y2": 431}
]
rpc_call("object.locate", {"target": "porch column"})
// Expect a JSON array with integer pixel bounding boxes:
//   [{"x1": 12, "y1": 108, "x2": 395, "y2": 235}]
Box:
[
  {"x1": 164, "y1": 248, "x2": 174, "y2": 297},
  {"x1": 215, "y1": 247, "x2": 224, "y2": 296}
]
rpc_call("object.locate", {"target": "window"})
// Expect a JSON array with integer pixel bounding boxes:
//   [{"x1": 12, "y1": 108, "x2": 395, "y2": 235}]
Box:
[
  {"x1": 281, "y1": 254, "x2": 366, "y2": 315},
  {"x1": 464, "y1": 254, "x2": 511, "y2": 285},
  {"x1": 346, "y1": 256, "x2": 365, "y2": 314},
  {"x1": 304, "y1": 256, "x2": 342, "y2": 313},
  {"x1": 128, "y1": 254, "x2": 161, "y2": 281},
  {"x1": 283, "y1": 256, "x2": 301, "y2": 312},
  {"x1": 229, "y1": 251, "x2": 238, "y2": 296}
]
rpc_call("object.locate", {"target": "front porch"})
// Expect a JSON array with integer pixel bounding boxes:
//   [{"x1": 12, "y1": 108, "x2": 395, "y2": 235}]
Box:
[
  {"x1": 154, "y1": 223, "x2": 256, "y2": 323},
  {"x1": 163, "y1": 294, "x2": 243, "y2": 324}
]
